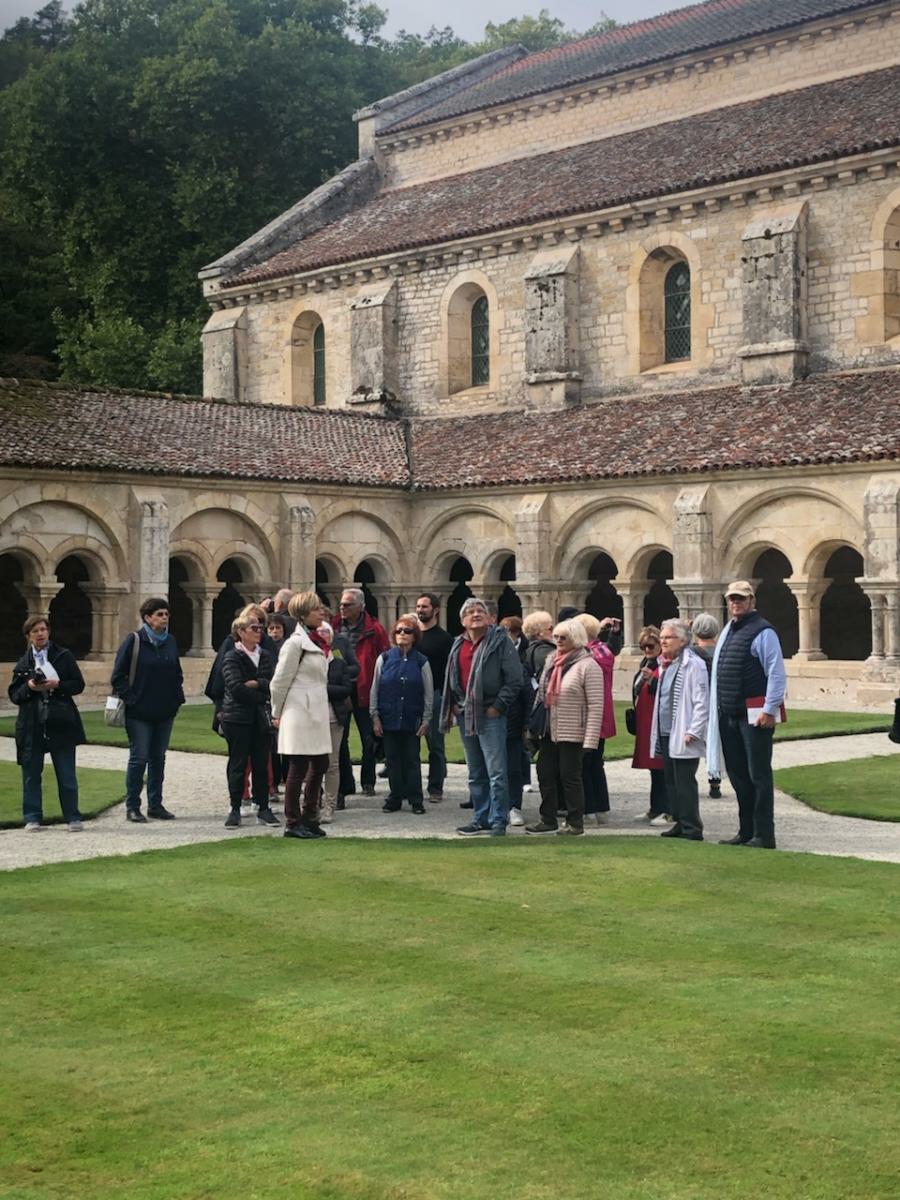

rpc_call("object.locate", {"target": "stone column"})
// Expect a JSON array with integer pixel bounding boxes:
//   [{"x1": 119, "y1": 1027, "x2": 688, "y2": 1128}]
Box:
[
  {"x1": 83, "y1": 586, "x2": 126, "y2": 659},
  {"x1": 863, "y1": 589, "x2": 886, "y2": 669},
  {"x1": 885, "y1": 588, "x2": 900, "y2": 664},
  {"x1": 25, "y1": 579, "x2": 62, "y2": 622},
  {"x1": 281, "y1": 500, "x2": 316, "y2": 592},
  {"x1": 617, "y1": 584, "x2": 645, "y2": 654},
  {"x1": 788, "y1": 582, "x2": 826, "y2": 661},
  {"x1": 183, "y1": 584, "x2": 220, "y2": 656},
  {"x1": 130, "y1": 496, "x2": 170, "y2": 601}
]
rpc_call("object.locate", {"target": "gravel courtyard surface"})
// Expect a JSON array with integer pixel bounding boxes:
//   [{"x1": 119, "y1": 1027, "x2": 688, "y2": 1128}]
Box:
[{"x1": 1, "y1": 733, "x2": 897, "y2": 871}]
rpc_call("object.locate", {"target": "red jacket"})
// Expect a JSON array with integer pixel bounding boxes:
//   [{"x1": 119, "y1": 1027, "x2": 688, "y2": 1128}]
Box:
[{"x1": 344, "y1": 613, "x2": 389, "y2": 707}]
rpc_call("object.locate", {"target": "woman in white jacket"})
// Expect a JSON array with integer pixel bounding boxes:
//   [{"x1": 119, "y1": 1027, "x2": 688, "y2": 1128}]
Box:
[
  {"x1": 270, "y1": 591, "x2": 332, "y2": 840},
  {"x1": 649, "y1": 618, "x2": 710, "y2": 842}
]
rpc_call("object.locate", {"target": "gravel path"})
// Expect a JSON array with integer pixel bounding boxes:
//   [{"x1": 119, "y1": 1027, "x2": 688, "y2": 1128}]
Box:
[{"x1": 1, "y1": 733, "x2": 898, "y2": 871}]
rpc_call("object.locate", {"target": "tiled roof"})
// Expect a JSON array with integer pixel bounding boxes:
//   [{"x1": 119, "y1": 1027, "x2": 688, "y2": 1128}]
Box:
[
  {"x1": 1, "y1": 369, "x2": 898, "y2": 491},
  {"x1": 0, "y1": 379, "x2": 410, "y2": 489},
  {"x1": 409, "y1": 369, "x2": 900, "y2": 489},
  {"x1": 229, "y1": 65, "x2": 900, "y2": 287},
  {"x1": 387, "y1": 0, "x2": 880, "y2": 132}
]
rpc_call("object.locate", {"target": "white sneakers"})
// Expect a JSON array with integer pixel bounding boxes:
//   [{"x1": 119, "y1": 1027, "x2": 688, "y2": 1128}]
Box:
[
  {"x1": 24, "y1": 821, "x2": 41, "y2": 832},
  {"x1": 508, "y1": 808, "x2": 525, "y2": 827},
  {"x1": 649, "y1": 814, "x2": 671, "y2": 827}
]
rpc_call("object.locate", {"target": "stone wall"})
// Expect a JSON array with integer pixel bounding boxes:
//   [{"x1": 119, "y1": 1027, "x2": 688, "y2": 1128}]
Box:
[
  {"x1": 377, "y1": 10, "x2": 900, "y2": 189},
  {"x1": 230, "y1": 170, "x2": 900, "y2": 414}
]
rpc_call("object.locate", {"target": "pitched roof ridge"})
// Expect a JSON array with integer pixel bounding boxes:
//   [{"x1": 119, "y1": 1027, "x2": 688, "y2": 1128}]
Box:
[{"x1": 385, "y1": 0, "x2": 883, "y2": 133}]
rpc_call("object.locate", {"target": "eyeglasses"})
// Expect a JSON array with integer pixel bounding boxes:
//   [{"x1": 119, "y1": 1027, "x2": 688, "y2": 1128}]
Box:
[
  {"x1": 246, "y1": 624, "x2": 263, "y2": 631},
  {"x1": 552, "y1": 634, "x2": 571, "y2": 642},
  {"x1": 640, "y1": 644, "x2": 658, "y2": 652},
  {"x1": 395, "y1": 627, "x2": 416, "y2": 635}
]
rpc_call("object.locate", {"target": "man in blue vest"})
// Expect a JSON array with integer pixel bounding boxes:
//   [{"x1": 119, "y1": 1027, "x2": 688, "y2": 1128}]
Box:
[{"x1": 710, "y1": 580, "x2": 786, "y2": 849}]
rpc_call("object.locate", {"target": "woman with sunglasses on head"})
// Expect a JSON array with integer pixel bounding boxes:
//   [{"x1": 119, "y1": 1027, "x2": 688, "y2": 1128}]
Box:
[
  {"x1": 220, "y1": 613, "x2": 278, "y2": 829},
  {"x1": 370, "y1": 615, "x2": 433, "y2": 815}
]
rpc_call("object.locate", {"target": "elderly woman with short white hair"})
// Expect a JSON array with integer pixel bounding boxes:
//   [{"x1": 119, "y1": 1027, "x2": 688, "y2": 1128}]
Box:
[
  {"x1": 649, "y1": 618, "x2": 710, "y2": 841},
  {"x1": 526, "y1": 618, "x2": 604, "y2": 837}
]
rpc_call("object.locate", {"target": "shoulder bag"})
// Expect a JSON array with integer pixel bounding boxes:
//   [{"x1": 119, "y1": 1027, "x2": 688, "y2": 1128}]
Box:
[{"x1": 105, "y1": 633, "x2": 140, "y2": 728}]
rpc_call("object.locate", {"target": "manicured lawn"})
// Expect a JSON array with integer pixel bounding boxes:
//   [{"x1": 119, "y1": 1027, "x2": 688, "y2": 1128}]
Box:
[
  {"x1": 2, "y1": 839, "x2": 898, "y2": 1199},
  {"x1": 775, "y1": 754, "x2": 900, "y2": 822},
  {"x1": 0, "y1": 759, "x2": 124, "y2": 828},
  {"x1": 0, "y1": 702, "x2": 888, "y2": 765}
]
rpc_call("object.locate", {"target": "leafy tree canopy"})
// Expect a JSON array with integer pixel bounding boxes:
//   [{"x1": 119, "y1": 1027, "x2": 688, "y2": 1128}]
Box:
[{"x1": 0, "y1": 0, "x2": 614, "y2": 391}]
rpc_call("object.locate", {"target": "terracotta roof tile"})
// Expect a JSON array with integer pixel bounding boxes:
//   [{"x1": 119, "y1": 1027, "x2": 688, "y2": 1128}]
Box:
[
  {"x1": 388, "y1": 0, "x2": 879, "y2": 131},
  {"x1": 409, "y1": 370, "x2": 900, "y2": 489},
  {"x1": 230, "y1": 65, "x2": 900, "y2": 287},
  {"x1": 1, "y1": 370, "x2": 897, "y2": 491},
  {"x1": 0, "y1": 379, "x2": 410, "y2": 489}
]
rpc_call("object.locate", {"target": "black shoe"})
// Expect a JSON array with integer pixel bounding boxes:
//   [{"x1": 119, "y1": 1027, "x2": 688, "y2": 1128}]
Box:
[
  {"x1": 225, "y1": 809, "x2": 241, "y2": 829},
  {"x1": 336, "y1": 795, "x2": 346, "y2": 811},
  {"x1": 382, "y1": 803, "x2": 401, "y2": 813},
  {"x1": 377, "y1": 767, "x2": 389, "y2": 778},
  {"x1": 148, "y1": 806, "x2": 175, "y2": 820},
  {"x1": 257, "y1": 807, "x2": 280, "y2": 826},
  {"x1": 284, "y1": 825, "x2": 316, "y2": 839},
  {"x1": 411, "y1": 803, "x2": 426, "y2": 815},
  {"x1": 459, "y1": 799, "x2": 473, "y2": 809},
  {"x1": 126, "y1": 809, "x2": 147, "y2": 823},
  {"x1": 718, "y1": 834, "x2": 750, "y2": 845},
  {"x1": 746, "y1": 836, "x2": 777, "y2": 849},
  {"x1": 709, "y1": 784, "x2": 722, "y2": 799},
  {"x1": 681, "y1": 831, "x2": 704, "y2": 841},
  {"x1": 362, "y1": 785, "x2": 376, "y2": 797},
  {"x1": 428, "y1": 791, "x2": 443, "y2": 803},
  {"x1": 304, "y1": 822, "x2": 327, "y2": 839},
  {"x1": 660, "y1": 824, "x2": 683, "y2": 838}
]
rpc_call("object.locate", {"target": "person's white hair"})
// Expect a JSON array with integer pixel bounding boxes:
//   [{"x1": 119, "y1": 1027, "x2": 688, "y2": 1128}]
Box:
[
  {"x1": 459, "y1": 597, "x2": 488, "y2": 620},
  {"x1": 661, "y1": 618, "x2": 692, "y2": 646},
  {"x1": 691, "y1": 612, "x2": 720, "y2": 640},
  {"x1": 341, "y1": 587, "x2": 365, "y2": 608},
  {"x1": 552, "y1": 619, "x2": 588, "y2": 648},
  {"x1": 522, "y1": 610, "x2": 553, "y2": 639}
]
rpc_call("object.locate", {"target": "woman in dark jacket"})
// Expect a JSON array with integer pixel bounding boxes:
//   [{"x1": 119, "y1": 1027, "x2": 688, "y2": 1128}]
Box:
[
  {"x1": 370, "y1": 615, "x2": 434, "y2": 815},
  {"x1": 522, "y1": 611, "x2": 555, "y2": 682},
  {"x1": 8, "y1": 614, "x2": 86, "y2": 831},
  {"x1": 318, "y1": 621, "x2": 353, "y2": 822},
  {"x1": 220, "y1": 613, "x2": 277, "y2": 829},
  {"x1": 111, "y1": 596, "x2": 184, "y2": 823}
]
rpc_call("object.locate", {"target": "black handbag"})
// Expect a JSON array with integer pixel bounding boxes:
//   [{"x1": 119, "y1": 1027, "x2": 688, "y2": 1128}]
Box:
[{"x1": 625, "y1": 707, "x2": 637, "y2": 736}]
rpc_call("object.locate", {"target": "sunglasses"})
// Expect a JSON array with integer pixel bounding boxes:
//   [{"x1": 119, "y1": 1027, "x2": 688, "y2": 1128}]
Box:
[
  {"x1": 246, "y1": 624, "x2": 263, "y2": 631},
  {"x1": 395, "y1": 627, "x2": 417, "y2": 635}
]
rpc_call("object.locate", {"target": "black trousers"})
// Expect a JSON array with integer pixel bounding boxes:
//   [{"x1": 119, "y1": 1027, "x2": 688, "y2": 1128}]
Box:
[
  {"x1": 719, "y1": 712, "x2": 775, "y2": 842},
  {"x1": 351, "y1": 703, "x2": 377, "y2": 790},
  {"x1": 222, "y1": 720, "x2": 270, "y2": 810},
  {"x1": 383, "y1": 729, "x2": 423, "y2": 808},
  {"x1": 649, "y1": 767, "x2": 667, "y2": 816},
  {"x1": 582, "y1": 739, "x2": 610, "y2": 814},
  {"x1": 537, "y1": 739, "x2": 585, "y2": 831},
  {"x1": 658, "y1": 735, "x2": 702, "y2": 836}
]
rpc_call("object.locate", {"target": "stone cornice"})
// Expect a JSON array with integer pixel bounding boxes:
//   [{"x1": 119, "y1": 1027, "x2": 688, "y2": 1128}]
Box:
[
  {"x1": 376, "y1": 2, "x2": 900, "y2": 151},
  {"x1": 208, "y1": 148, "x2": 900, "y2": 311}
]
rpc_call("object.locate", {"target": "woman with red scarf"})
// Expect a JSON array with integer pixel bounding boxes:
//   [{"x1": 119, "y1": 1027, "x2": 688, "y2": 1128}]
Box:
[
  {"x1": 630, "y1": 625, "x2": 668, "y2": 825},
  {"x1": 525, "y1": 619, "x2": 604, "y2": 837}
]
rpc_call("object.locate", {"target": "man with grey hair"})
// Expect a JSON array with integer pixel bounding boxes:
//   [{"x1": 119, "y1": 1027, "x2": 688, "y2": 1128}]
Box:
[
  {"x1": 649, "y1": 618, "x2": 709, "y2": 841},
  {"x1": 339, "y1": 586, "x2": 389, "y2": 796},
  {"x1": 709, "y1": 580, "x2": 786, "y2": 849},
  {"x1": 273, "y1": 588, "x2": 297, "y2": 635},
  {"x1": 441, "y1": 597, "x2": 523, "y2": 836}
]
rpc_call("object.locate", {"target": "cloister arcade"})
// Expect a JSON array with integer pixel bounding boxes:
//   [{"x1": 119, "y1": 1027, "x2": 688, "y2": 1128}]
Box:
[{"x1": 0, "y1": 477, "x2": 896, "y2": 711}]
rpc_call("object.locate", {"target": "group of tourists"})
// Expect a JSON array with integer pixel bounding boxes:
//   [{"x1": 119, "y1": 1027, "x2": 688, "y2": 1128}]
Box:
[{"x1": 7, "y1": 575, "x2": 850, "y2": 850}]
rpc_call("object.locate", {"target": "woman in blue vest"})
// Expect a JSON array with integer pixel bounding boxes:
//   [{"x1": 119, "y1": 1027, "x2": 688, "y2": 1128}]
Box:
[{"x1": 370, "y1": 614, "x2": 434, "y2": 815}]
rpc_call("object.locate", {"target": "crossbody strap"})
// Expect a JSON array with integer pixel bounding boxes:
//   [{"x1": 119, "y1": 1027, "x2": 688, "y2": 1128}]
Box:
[{"x1": 128, "y1": 632, "x2": 140, "y2": 687}]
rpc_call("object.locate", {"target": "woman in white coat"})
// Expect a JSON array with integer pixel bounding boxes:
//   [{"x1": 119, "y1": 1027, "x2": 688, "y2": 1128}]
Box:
[
  {"x1": 270, "y1": 591, "x2": 332, "y2": 840},
  {"x1": 649, "y1": 618, "x2": 710, "y2": 842}
]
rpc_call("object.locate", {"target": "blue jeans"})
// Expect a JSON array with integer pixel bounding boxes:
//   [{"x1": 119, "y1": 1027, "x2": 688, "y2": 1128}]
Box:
[
  {"x1": 125, "y1": 716, "x2": 175, "y2": 813},
  {"x1": 460, "y1": 713, "x2": 509, "y2": 831},
  {"x1": 425, "y1": 705, "x2": 447, "y2": 796},
  {"x1": 22, "y1": 742, "x2": 80, "y2": 824},
  {"x1": 719, "y1": 712, "x2": 775, "y2": 842}
]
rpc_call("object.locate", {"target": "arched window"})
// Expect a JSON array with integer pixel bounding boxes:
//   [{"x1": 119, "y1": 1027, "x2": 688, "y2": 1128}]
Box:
[
  {"x1": 664, "y1": 262, "x2": 691, "y2": 362},
  {"x1": 313, "y1": 322, "x2": 326, "y2": 406},
  {"x1": 471, "y1": 295, "x2": 490, "y2": 386}
]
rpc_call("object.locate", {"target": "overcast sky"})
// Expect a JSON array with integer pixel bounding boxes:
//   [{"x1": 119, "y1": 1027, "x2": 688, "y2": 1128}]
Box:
[{"x1": 2, "y1": 0, "x2": 686, "y2": 43}]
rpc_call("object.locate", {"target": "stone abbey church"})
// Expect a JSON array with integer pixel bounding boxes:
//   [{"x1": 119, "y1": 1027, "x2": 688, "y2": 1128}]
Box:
[{"x1": 1, "y1": 0, "x2": 899, "y2": 705}]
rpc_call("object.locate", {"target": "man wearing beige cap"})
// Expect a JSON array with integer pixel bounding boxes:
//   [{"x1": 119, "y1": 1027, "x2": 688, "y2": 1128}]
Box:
[{"x1": 708, "y1": 581, "x2": 786, "y2": 849}]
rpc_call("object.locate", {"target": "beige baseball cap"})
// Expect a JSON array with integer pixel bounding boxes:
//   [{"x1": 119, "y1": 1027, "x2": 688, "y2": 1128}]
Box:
[{"x1": 725, "y1": 580, "x2": 755, "y2": 598}]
